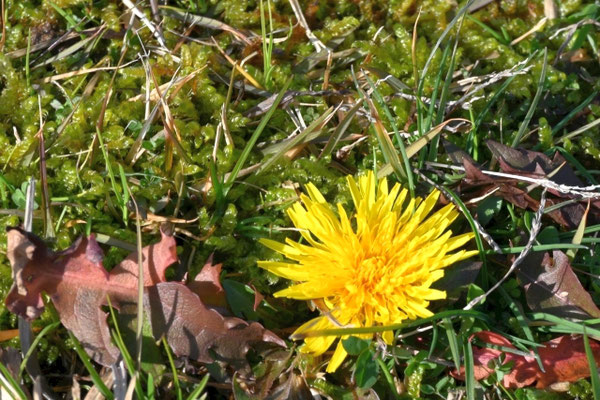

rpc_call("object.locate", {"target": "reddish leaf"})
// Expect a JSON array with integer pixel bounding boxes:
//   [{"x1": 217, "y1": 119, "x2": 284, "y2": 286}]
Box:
[
  {"x1": 452, "y1": 331, "x2": 600, "y2": 388},
  {"x1": 517, "y1": 251, "x2": 600, "y2": 319},
  {"x1": 486, "y1": 140, "x2": 581, "y2": 187},
  {"x1": 250, "y1": 284, "x2": 265, "y2": 312},
  {"x1": 145, "y1": 283, "x2": 283, "y2": 365},
  {"x1": 4, "y1": 227, "x2": 284, "y2": 366},
  {"x1": 187, "y1": 254, "x2": 229, "y2": 312}
]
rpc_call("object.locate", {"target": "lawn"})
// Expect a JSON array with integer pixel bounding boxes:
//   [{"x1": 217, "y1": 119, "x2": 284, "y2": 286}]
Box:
[{"x1": 1, "y1": 0, "x2": 600, "y2": 398}]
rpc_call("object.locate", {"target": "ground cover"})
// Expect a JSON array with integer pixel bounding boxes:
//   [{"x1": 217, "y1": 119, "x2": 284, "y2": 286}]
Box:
[{"x1": 1, "y1": 0, "x2": 600, "y2": 398}]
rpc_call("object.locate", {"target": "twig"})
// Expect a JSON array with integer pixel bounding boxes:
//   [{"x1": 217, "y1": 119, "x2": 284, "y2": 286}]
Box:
[
  {"x1": 426, "y1": 161, "x2": 600, "y2": 199},
  {"x1": 287, "y1": 0, "x2": 326, "y2": 52},
  {"x1": 122, "y1": 0, "x2": 167, "y2": 50},
  {"x1": 464, "y1": 188, "x2": 547, "y2": 310}
]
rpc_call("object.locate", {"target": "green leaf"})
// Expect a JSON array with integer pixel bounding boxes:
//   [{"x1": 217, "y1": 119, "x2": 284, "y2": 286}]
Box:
[
  {"x1": 537, "y1": 226, "x2": 560, "y2": 244},
  {"x1": 476, "y1": 196, "x2": 502, "y2": 226},
  {"x1": 467, "y1": 284, "x2": 485, "y2": 304},
  {"x1": 354, "y1": 349, "x2": 379, "y2": 389},
  {"x1": 342, "y1": 336, "x2": 370, "y2": 356},
  {"x1": 222, "y1": 279, "x2": 260, "y2": 320}
]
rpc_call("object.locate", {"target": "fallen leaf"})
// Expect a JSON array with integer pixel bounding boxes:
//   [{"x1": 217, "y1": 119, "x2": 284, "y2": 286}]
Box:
[
  {"x1": 187, "y1": 254, "x2": 229, "y2": 313},
  {"x1": 450, "y1": 140, "x2": 600, "y2": 228},
  {"x1": 145, "y1": 282, "x2": 283, "y2": 365},
  {"x1": 488, "y1": 140, "x2": 600, "y2": 228},
  {"x1": 4, "y1": 227, "x2": 284, "y2": 366},
  {"x1": 452, "y1": 331, "x2": 600, "y2": 388},
  {"x1": 517, "y1": 250, "x2": 600, "y2": 319}
]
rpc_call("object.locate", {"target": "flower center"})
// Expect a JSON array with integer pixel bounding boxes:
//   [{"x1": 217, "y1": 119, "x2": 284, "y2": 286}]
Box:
[{"x1": 356, "y1": 255, "x2": 388, "y2": 292}]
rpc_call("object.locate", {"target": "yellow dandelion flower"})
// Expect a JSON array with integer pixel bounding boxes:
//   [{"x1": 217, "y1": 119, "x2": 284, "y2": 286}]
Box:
[{"x1": 258, "y1": 171, "x2": 477, "y2": 372}]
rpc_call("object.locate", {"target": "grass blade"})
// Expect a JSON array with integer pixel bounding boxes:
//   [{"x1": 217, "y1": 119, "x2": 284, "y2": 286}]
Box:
[
  {"x1": 225, "y1": 77, "x2": 292, "y2": 189},
  {"x1": 443, "y1": 318, "x2": 461, "y2": 370},
  {"x1": 162, "y1": 337, "x2": 183, "y2": 400},
  {"x1": 292, "y1": 309, "x2": 491, "y2": 339},
  {"x1": 406, "y1": 119, "x2": 469, "y2": 159},
  {"x1": 18, "y1": 321, "x2": 60, "y2": 377},
  {"x1": 443, "y1": 187, "x2": 488, "y2": 288},
  {"x1": 583, "y1": 326, "x2": 600, "y2": 398},
  {"x1": 259, "y1": 106, "x2": 335, "y2": 173},
  {"x1": 319, "y1": 101, "x2": 361, "y2": 159},
  {"x1": 497, "y1": 286, "x2": 544, "y2": 371},
  {"x1": 567, "y1": 200, "x2": 590, "y2": 260},
  {"x1": 186, "y1": 374, "x2": 210, "y2": 400},
  {"x1": 512, "y1": 48, "x2": 548, "y2": 147},
  {"x1": 0, "y1": 363, "x2": 27, "y2": 400},
  {"x1": 552, "y1": 90, "x2": 599, "y2": 135},
  {"x1": 472, "y1": 51, "x2": 537, "y2": 133},
  {"x1": 364, "y1": 74, "x2": 414, "y2": 194},
  {"x1": 68, "y1": 331, "x2": 114, "y2": 399},
  {"x1": 369, "y1": 99, "x2": 406, "y2": 180},
  {"x1": 160, "y1": 6, "x2": 250, "y2": 44},
  {"x1": 464, "y1": 339, "x2": 476, "y2": 400}
]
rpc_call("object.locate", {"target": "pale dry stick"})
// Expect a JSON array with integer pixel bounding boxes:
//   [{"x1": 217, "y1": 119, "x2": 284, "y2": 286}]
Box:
[
  {"x1": 127, "y1": 67, "x2": 204, "y2": 102},
  {"x1": 464, "y1": 188, "x2": 547, "y2": 311},
  {"x1": 414, "y1": 169, "x2": 503, "y2": 254},
  {"x1": 544, "y1": 0, "x2": 558, "y2": 19},
  {"x1": 548, "y1": 19, "x2": 600, "y2": 41},
  {"x1": 322, "y1": 50, "x2": 333, "y2": 91},
  {"x1": 284, "y1": 111, "x2": 303, "y2": 135},
  {"x1": 50, "y1": 81, "x2": 72, "y2": 105},
  {"x1": 166, "y1": 28, "x2": 215, "y2": 47},
  {"x1": 551, "y1": 19, "x2": 600, "y2": 65},
  {"x1": 287, "y1": 0, "x2": 326, "y2": 52},
  {"x1": 557, "y1": 118, "x2": 600, "y2": 145},
  {"x1": 148, "y1": 0, "x2": 162, "y2": 40},
  {"x1": 465, "y1": 186, "x2": 500, "y2": 205},
  {"x1": 391, "y1": 92, "x2": 485, "y2": 112},
  {"x1": 451, "y1": 57, "x2": 534, "y2": 111},
  {"x1": 212, "y1": 116, "x2": 223, "y2": 162},
  {"x1": 112, "y1": 360, "x2": 127, "y2": 400},
  {"x1": 371, "y1": 26, "x2": 386, "y2": 42},
  {"x1": 511, "y1": 17, "x2": 548, "y2": 45},
  {"x1": 293, "y1": 107, "x2": 307, "y2": 129},
  {"x1": 83, "y1": 368, "x2": 116, "y2": 400},
  {"x1": 426, "y1": 161, "x2": 600, "y2": 199},
  {"x1": 12, "y1": 126, "x2": 21, "y2": 143},
  {"x1": 211, "y1": 37, "x2": 263, "y2": 89},
  {"x1": 38, "y1": 60, "x2": 140, "y2": 83},
  {"x1": 122, "y1": 0, "x2": 167, "y2": 50},
  {"x1": 240, "y1": 50, "x2": 259, "y2": 67},
  {"x1": 336, "y1": 136, "x2": 368, "y2": 159}
]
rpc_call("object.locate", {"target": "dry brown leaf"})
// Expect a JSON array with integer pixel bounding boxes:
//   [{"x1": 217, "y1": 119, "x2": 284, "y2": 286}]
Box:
[{"x1": 4, "y1": 227, "x2": 284, "y2": 366}]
